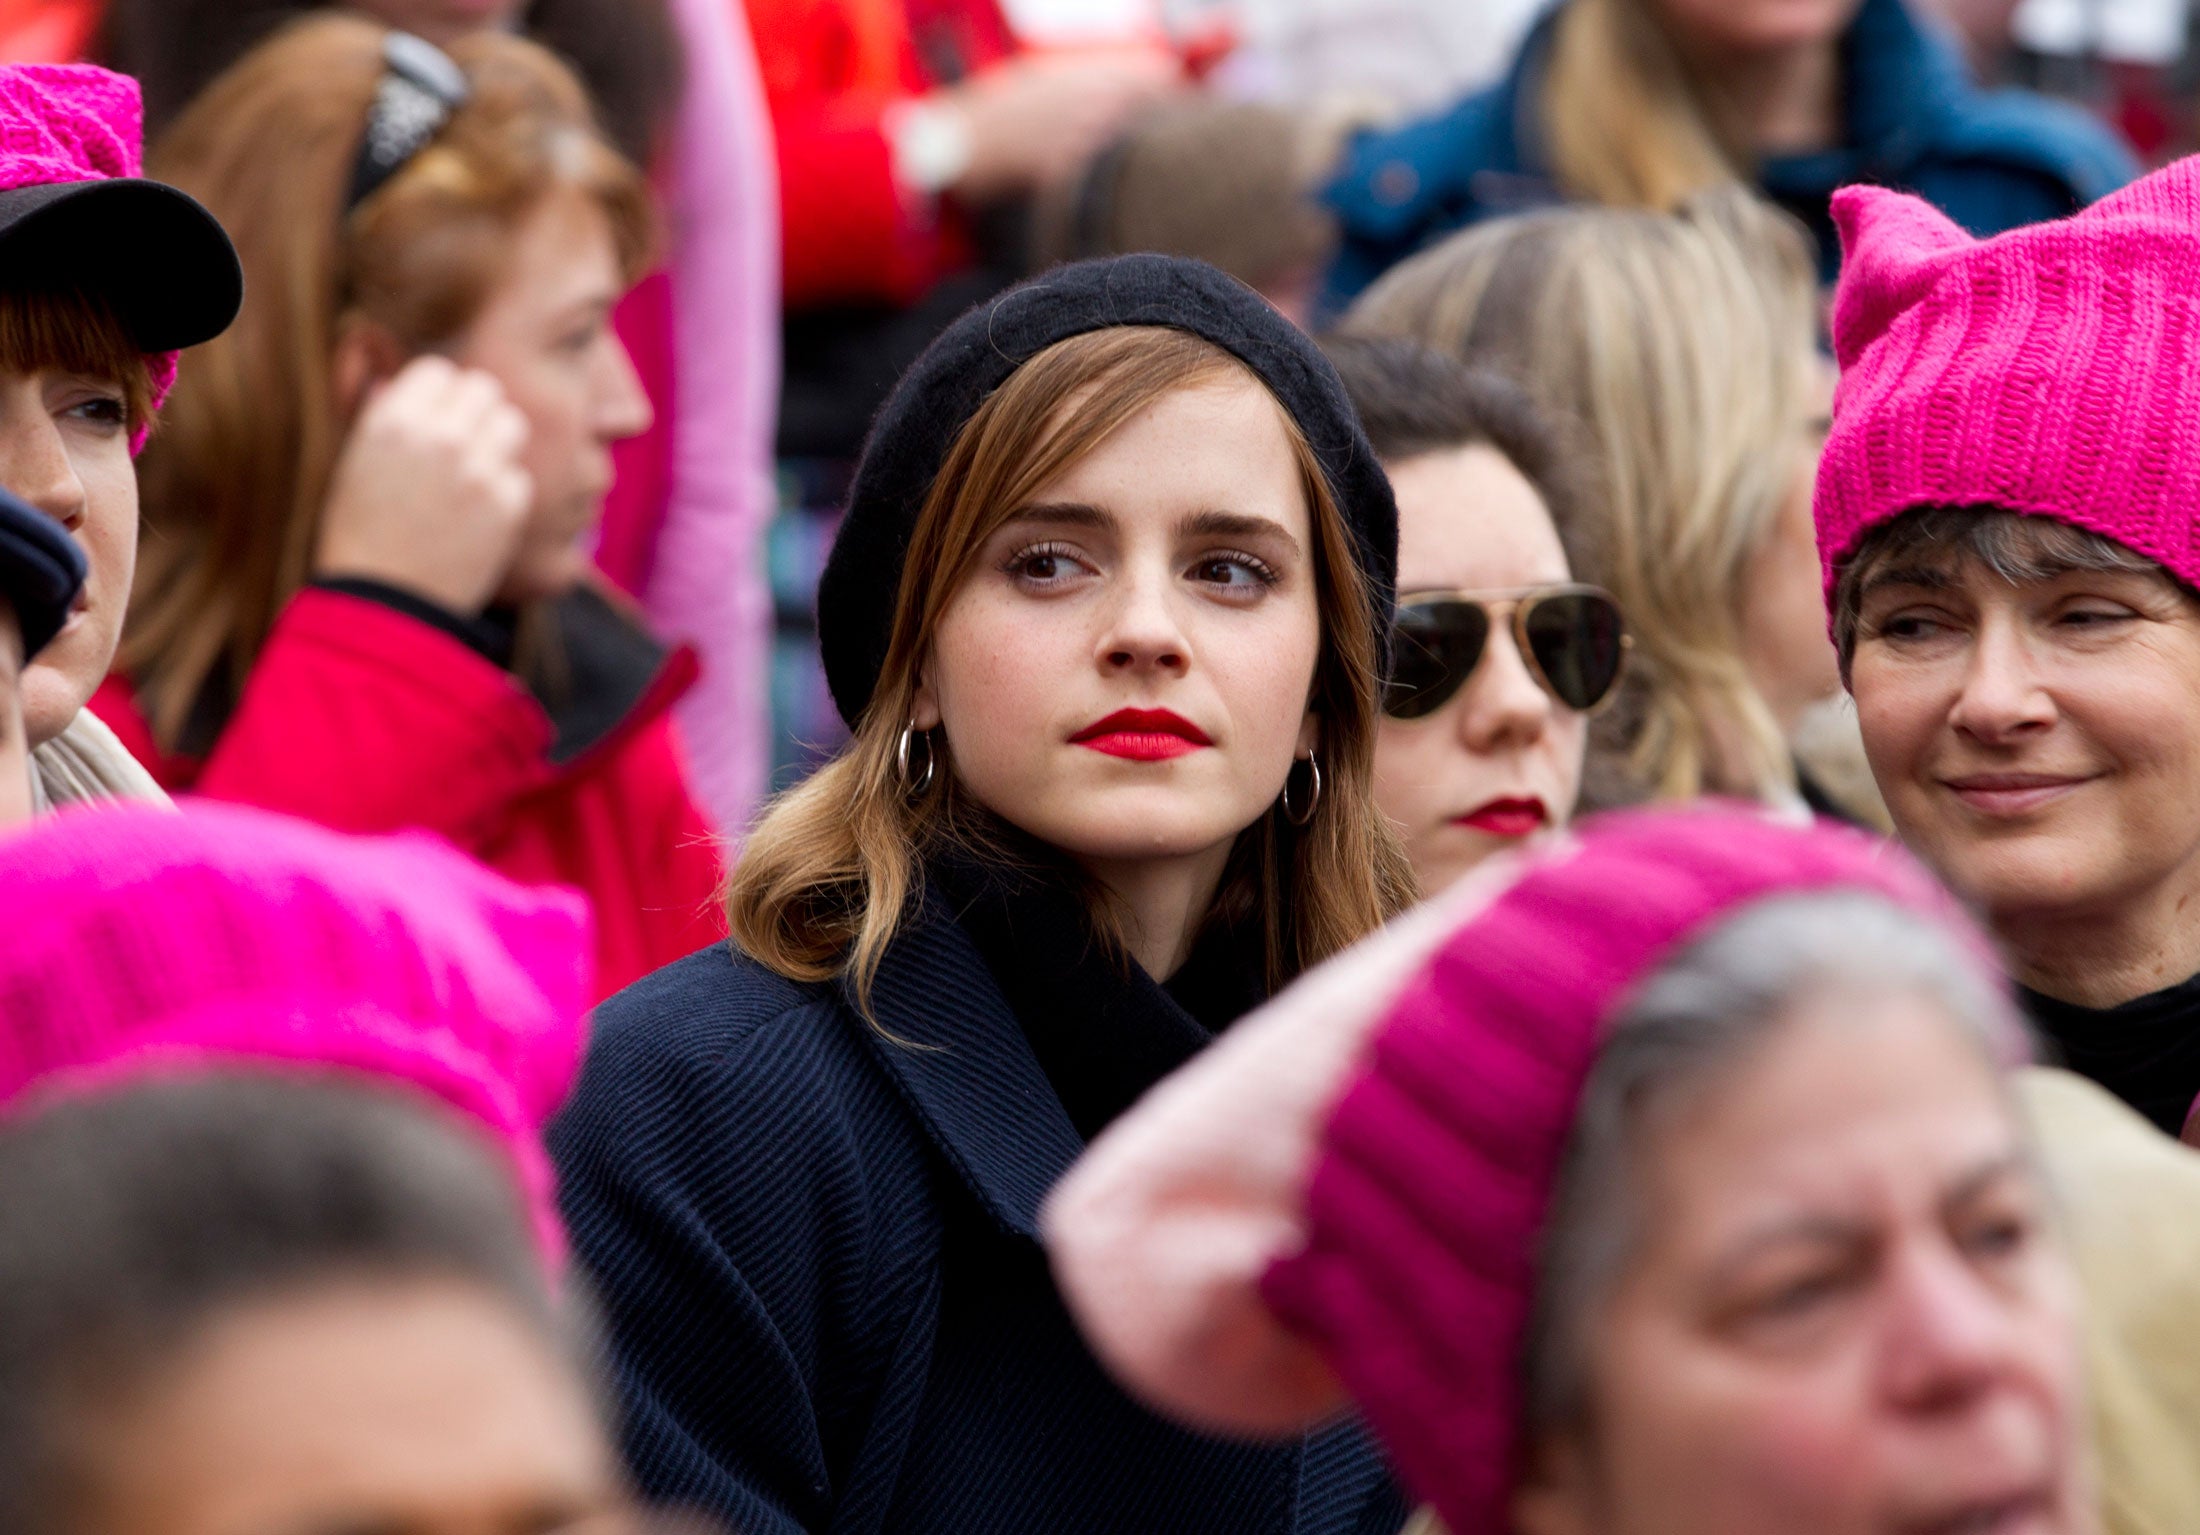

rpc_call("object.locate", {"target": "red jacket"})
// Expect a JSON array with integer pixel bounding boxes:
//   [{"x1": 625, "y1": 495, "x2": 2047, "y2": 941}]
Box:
[
  {"x1": 92, "y1": 587, "x2": 727, "y2": 1000},
  {"x1": 747, "y1": 0, "x2": 1017, "y2": 308}
]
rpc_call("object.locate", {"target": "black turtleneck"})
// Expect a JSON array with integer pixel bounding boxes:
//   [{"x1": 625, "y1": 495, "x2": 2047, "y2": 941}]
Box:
[
  {"x1": 926, "y1": 846, "x2": 1268, "y2": 1142},
  {"x1": 2021, "y1": 973, "x2": 2200, "y2": 1137}
]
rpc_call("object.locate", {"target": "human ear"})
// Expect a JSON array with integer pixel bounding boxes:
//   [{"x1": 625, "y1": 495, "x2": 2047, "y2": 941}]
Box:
[
  {"x1": 1295, "y1": 710, "x2": 1320, "y2": 760},
  {"x1": 329, "y1": 318, "x2": 411, "y2": 421},
  {"x1": 909, "y1": 659, "x2": 943, "y2": 733},
  {"x1": 1510, "y1": 1431, "x2": 1597, "y2": 1535}
]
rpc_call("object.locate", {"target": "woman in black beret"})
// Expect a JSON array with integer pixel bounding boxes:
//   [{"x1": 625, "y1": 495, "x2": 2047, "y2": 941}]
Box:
[{"x1": 551, "y1": 254, "x2": 1414, "y2": 1535}]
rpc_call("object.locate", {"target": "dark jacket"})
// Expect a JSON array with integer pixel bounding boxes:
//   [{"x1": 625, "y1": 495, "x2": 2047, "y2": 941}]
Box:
[
  {"x1": 550, "y1": 878, "x2": 1407, "y2": 1535},
  {"x1": 1322, "y1": 0, "x2": 2138, "y2": 307}
]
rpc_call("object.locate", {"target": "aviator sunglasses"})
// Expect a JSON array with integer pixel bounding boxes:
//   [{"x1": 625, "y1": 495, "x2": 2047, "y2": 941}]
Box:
[{"x1": 1384, "y1": 584, "x2": 1629, "y2": 720}]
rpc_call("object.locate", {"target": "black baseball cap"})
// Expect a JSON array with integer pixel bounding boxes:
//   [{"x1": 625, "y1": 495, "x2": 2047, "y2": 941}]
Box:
[
  {"x1": 0, "y1": 176, "x2": 241, "y2": 352},
  {"x1": 0, "y1": 486, "x2": 87, "y2": 659}
]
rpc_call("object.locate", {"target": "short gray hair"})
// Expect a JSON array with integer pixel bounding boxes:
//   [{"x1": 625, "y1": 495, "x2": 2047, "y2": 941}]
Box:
[
  {"x1": 1830, "y1": 506, "x2": 2177, "y2": 673},
  {"x1": 1521, "y1": 888, "x2": 2028, "y2": 1432}
]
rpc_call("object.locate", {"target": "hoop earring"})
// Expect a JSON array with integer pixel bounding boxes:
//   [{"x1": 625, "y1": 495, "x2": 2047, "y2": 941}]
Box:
[
  {"x1": 1281, "y1": 754, "x2": 1321, "y2": 827},
  {"x1": 896, "y1": 722, "x2": 937, "y2": 795}
]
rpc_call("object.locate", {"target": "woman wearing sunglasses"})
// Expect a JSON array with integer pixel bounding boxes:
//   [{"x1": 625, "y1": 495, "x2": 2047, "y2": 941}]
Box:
[
  {"x1": 1325, "y1": 338, "x2": 1624, "y2": 896},
  {"x1": 1342, "y1": 189, "x2": 1854, "y2": 818}
]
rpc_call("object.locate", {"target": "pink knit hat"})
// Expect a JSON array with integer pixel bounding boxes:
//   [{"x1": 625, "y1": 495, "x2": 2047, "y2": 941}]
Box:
[
  {"x1": 0, "y1": 65, "x2": 243, "y2": 448},
  {"x1": 1046, "y1": 806, "x2": 1997, "y2": 1535},
  {"x1": 0, "y1": 802, "x2": 592, "y2": 1264},
  {"x1": 1815, "y1": 158, "x2": 2200, "y2": 602}
]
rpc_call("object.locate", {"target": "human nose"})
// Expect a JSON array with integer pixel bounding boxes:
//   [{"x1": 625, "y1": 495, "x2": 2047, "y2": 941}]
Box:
[
  {"x1": 594, "y1": 333, "x2": 653, "y2": 443},
  {"x1": 1878, "y1": 1244, "x2": 2033, "y2": 1416},
  {"x1": 0, "y1": 398, "x2": 88, "y2": 533},
  {"x1": 1095, "y1": 564, "x2": 1190, "y2": 679},
  {"x1": 1947, "y1": 611, "x2": 2055, "y2": 745},
  {"x1": 1456, "y1": 620, "x2": 1552, "y2": 752}
]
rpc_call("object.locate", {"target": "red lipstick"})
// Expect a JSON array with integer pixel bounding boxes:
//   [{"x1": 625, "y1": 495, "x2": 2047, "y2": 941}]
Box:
[
  {"x1": 1455, "y1": 797, "x2": 1547, "y2": 838},
  {"x1": 1071, "y1": 708, "x2": 1213, "y2": 762}
]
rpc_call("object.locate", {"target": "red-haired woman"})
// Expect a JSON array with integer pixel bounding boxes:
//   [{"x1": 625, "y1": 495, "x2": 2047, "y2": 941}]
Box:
[{"x1": 94, "y1": 19, "x2": 722, "y2": 997}]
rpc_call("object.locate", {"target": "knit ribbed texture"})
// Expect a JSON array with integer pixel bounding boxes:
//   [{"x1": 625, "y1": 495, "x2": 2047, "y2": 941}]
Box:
[
  {"x1": 1260, "y1": 806, "x2": 1977, "y2": 1535},
  {"x1": 0, "y1": 802, "x2": 592, "y2": 1261},
  {"x1": 0, "y1": 64, "x2": 176, "y2": 436},
  {"x1": 1816, "y1": 156, "x2": 2200, "y2": 597}
]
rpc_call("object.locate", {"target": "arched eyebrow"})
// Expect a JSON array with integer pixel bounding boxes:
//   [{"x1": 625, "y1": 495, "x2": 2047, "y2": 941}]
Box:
[
  {"x1": 1002, "y1": 504, "x2": 1305, "y2": 560},
  {"x1": 1004, "y1": 502, "x2": 1111, "y2": 532},
  {"x1": 1181, "y1": 509, "x2": 1304, "y2": 559}
]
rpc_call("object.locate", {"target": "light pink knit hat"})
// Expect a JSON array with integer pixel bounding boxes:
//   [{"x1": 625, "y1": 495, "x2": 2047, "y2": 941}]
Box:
[
  {"x1": 0, "y1": 802, "x2": 592, "y2": 1263},
  {"x1": 1815, "y1": 157, "x2": 2200, "y2": 602},
  {"x1": 1047, "y1": 806, "x2": 1997, "y2": 1535},
  {"x1": 0, "y1": 64, "x2": 243, "y2": 449}
]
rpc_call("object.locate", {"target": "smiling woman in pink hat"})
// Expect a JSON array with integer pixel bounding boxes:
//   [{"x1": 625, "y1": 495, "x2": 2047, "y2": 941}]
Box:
[
  {"x1": 1817, "y1": 156, "x2": 2200, "y2": 1141},
  {"x1": 0, "y1": 63, "x2": 241, "y2": 816}
]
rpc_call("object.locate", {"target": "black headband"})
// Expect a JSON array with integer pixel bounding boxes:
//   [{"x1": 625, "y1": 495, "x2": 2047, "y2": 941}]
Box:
[{"x1": 347, "y1": 32, "x2": 470, "y2": 213}]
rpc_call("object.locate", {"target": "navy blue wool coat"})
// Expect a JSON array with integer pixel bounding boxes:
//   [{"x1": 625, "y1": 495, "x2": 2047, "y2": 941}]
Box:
[{"x1": 550, "y1": 896, "x2": 1407, "y2": 1535}]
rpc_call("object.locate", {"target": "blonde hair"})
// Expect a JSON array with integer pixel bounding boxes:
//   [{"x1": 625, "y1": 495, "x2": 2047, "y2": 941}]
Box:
[
  {"x1": 124, "y1": 15, "x2": 654, "y2": 749},
  {"x1": 729, "y1": 326, "x2": 1415, "y2": 1014},
  {"x1": 1344, "y1": 188, "x2": 1819, "y2": 804},
  {"x1": 1542, "y1": 0, "x2": 1753, "y2": 211}
]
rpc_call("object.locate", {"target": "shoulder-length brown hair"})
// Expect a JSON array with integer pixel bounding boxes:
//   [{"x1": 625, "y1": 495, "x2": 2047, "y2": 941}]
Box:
[
  {"x1": 122, "y1": 14, "x2": 654, "y2": 749},
  {"x1": 730, "y1": 326, "x2": 1416, "y2": 1013}
]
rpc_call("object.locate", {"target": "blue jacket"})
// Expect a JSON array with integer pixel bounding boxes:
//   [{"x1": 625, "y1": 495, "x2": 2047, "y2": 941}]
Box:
[
  {"x1": 1323, "y1": 0, "x2": 2137, "y2": 307},
  {"x1": 550, "y1": 900, "x2": 1407, "y2": 1535}
]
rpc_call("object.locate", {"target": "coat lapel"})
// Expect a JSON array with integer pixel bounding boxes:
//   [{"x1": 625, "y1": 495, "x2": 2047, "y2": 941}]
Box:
[{"x1": 854, "y1": 901, "x2": 1086, "y2": 1240}]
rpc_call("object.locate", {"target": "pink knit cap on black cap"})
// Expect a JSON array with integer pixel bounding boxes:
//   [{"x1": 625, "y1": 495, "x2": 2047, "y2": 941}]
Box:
[
  {"x1": 1258, "y1": 806, "x2": 1997, "y2": 1535},
  {"x1": 1815, "y1": 157, "x2": 2200, "y2": 604}
]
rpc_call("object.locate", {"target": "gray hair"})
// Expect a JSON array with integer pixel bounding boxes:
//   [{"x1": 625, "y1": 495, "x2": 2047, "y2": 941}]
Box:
[
  {"x1": 1521, "y1": 887, "x2": 2029, "y2": 1432},
  {"x1": 1830, "y1": 506, "x2": 2180, "y2": 673}
]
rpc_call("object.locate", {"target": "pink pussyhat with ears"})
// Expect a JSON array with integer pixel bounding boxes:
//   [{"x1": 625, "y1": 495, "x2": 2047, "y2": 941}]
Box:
[
  {"x1": 1044, "y1": 804, "x2": 2004, "y2": 1535},
  {"x1": 0, "y1": 64, "x2": 242, "y2": 450},
  {"x1": 1815, "y1": 156, "x2": 2200, "y2": 604},
  {"x1": 0, "y1": 801, "x2": 593, "y2": 1267}
]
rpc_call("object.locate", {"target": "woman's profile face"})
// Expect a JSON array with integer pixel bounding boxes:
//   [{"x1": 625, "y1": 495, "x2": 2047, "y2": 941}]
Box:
[
  {"x1": 0, "y1": 364, "x2": 138, "y2": 748},
  {"x1": 1848, "y1": 549, "x2": 2200, "y2": 946},
  {"x1": 74, "y1": 1275, "x2": 629, "y2": 1535},
  {"x1": 1520, "y1": 993, "x2": 2088, "y2": 1535},
  {"x1": 916, "y1": 373, "x2": 1322, "y2": 889},
  {"x1": 1373, "y1": 444, "x2": 1585, "y2": 897},
  {"x1": 447, "y1": 187, "x2": 650, "y2": 606}
]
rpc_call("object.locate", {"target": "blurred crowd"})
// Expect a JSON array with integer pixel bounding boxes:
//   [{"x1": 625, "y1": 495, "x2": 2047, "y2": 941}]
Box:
[{"x1": 5, "y1": 0, "x2": 2200, "y2": 1533}]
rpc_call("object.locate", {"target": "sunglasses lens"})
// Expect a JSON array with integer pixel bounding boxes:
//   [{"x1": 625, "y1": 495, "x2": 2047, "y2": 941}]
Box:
[
  {"x1": 1524, "y1": 591, "x2": 1627, "y2": 710},
  {"x1": 1385, "y1": 601, "x2": 1490, "y2": 719}
]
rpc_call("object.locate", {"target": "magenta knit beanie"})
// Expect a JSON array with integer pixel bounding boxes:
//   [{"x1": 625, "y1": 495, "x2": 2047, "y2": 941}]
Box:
[
  {"x1": 0, "y1": 802, "x2": 593, "y2": 1265},
  {"x1": 1815, "y1": 157, "x2": 2200, "y2": 602},
  {"x1": 1258, "y1": 806, "x2": 1992, "y2": 1535}
]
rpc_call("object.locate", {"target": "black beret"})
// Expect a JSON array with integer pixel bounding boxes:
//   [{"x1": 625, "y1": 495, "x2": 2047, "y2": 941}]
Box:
[
  {"x1": 817, "y1": 254, "x2": 1397, "y2": 729},
  {"x1": 0, "y1": 486, "x2": 86, "y2": 660}
]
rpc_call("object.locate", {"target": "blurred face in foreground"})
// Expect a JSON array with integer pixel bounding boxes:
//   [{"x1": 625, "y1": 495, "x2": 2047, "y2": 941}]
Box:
[
  {"x1": 1517, "y1": 991, "x2": 2090, "y2": 1535},
  {"x1": 73, "y1": 1275, "x2": 633, "y2": 1535}
]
